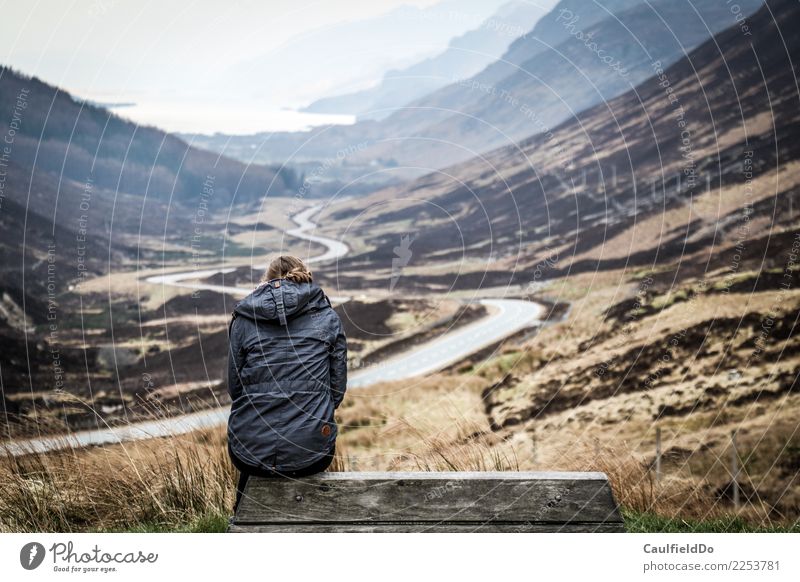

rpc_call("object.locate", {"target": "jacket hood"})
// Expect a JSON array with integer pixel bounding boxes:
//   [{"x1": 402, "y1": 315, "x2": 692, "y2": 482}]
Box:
[{"x1": 234, "y1": 279, "x2": 329, "y2": 325}]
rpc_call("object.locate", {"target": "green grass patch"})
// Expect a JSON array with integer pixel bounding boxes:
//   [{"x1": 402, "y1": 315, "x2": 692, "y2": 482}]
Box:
[
  {"x1": 622, "y1": 507, "x2": 800, "y2": 533},
  {"x1": 108, "y1": 508, "x2": 800, "y2": 533},
  {"x1": 98, "y1": 511, "x2": 230, "y2": 533}
]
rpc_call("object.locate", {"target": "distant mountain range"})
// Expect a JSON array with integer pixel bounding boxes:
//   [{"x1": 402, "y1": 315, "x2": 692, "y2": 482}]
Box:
[
  {"x1": 302, "y1": 1, "x2": 550, "y2": 121},
  {"x1": 376, "y1": 0, "x2": 763, "y2": 155},
  {"x1": 189, "y1": 0, "x2": 762, "y2": 182},
  {"x1": 321, "y1": 0, "x2": 798, "y2": 289},
  {"x1": 0, "y1": 65, "x2": 297, "y2": 292},
  {"x1": 213, "y1": 0, "x2": 510, "y2": 110}
]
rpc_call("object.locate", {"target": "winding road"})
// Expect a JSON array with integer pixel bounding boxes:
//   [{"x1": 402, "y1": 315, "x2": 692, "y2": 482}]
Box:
[
  {"x1": 348, "y1": 298, "x2": 543, "y2": 387},
  {"x1": 2, "y1": 205, "x2": 544, "y2": 456},
  {"x1": 142, "y1": 205, "x2": 349, "y2": 300}
]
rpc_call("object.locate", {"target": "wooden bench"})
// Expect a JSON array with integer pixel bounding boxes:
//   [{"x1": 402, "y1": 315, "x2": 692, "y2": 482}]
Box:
[{"x1": 229, "y1": 471, "x2": 625, "y2": 532}]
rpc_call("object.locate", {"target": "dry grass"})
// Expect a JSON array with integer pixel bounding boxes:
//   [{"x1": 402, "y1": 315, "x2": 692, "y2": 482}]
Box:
[
  {"x1": 334, "y1": 373, "x2": 492, "y2": 469},
  {"x1": 3, "y1": 268, "x2": 797, "y2": 532},
  {"x1": 563, "y1": 440, "x2": 717, "y2": 520},
  {"x1": 1, "y1": 413, "x2": 789, "y2": 532},
  {"x1": 393, "y1": 419, "x2": 520, "y2": 472},
  {"x1": 0, "y1": 428, "x2": 236, "y2": 532}
]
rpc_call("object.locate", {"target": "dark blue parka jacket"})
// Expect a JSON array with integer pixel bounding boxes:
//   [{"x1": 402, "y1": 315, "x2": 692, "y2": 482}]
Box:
[{"x1": 226, "y1": 278, "x2": 347, "y2": 472}]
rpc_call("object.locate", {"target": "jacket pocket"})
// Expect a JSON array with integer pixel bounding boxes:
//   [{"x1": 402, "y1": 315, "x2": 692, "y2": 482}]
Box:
[{"x1": 228, "y1": 385, "x2": 336, "y2": 473}]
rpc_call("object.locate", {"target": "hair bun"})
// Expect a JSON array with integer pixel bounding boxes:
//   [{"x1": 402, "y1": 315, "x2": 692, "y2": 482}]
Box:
[
  {"x1": 262, "y1": 255, "x2": 313, "y2": 284},
  {"x1": 286, "y1": 266, "x2": 313, "y2": 283}
]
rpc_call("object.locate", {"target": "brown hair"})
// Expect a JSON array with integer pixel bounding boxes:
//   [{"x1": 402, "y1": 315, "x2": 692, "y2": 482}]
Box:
[{"x1": 263, "y1": 255, "x2": 313, "y2": 284}]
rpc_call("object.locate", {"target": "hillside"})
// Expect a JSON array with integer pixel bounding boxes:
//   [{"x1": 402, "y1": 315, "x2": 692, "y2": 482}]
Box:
[
  {"x1": 375, "y1": 0, "x2": 763, "y2": 159},
  {"x1": 314, "y1": 0, "x2": 800, "y2": 521},
  {"x1": 0, "y1": 68, "x2": 297, "y2": 211},
  {"x1": 303, "y1": 0, "x2": 548, "y2": 121},
  {"x1": 323, "y1": 0, "x2": 797, "y2": 281},
  {"x1": 0, "y1": 67, "x2": 297, "y2": 419}
]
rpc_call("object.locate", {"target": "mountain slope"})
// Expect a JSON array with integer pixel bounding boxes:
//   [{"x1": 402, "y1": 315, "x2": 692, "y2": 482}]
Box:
[
  {"x1": 322, "y1": 0, "x2": 799, "y2": 288},
  {"x1": 319, "y1": 0, "x2": 800, "y2": 520},
  {"x1": 354, "y1": 0, "x2": 763, "y2": 167},
  {"x1": 303, "y1": 1, "x2": 549, "y2": 121},
  {"x1": 0, "y1": 67, "x2": 297, "y2": 214},
  {"x1": 0, "y1": 67, "x2": 298, "y2": 403},
  {"x1": 215, "y1": 0, "x2": 509, "y2": 109},
  {"x1": 194, "y1": 0, "x2": 762, "y2": 183}
]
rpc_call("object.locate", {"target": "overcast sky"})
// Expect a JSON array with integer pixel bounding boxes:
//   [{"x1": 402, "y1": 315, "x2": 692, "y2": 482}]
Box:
[
  {"x1": 0, "y1": 0, "x2": 504, "y2": 100},
  {"x1": 0, "y1": 0, "x2": 542, "y2": 132}
]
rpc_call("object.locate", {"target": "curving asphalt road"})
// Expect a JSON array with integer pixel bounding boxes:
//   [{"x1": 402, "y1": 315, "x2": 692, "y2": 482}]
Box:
[
  {"x1": 143, "y1": 204, "x2": 349, "y2": 300},
  {"x1": 2, "y1": 206, "x2": 544, "y2": 455},
  {"x1": 287, "y1": 205, "x2": 349, "y2": 264},
  {"x1": 348, "y1": 298, "x2": 543, "y2": 387}
]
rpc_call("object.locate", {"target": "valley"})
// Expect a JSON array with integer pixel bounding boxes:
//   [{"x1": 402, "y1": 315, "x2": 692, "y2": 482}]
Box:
[
  {"x1": 3, "y1": 205, "x2": 547, "y2": 454},
  {"x1": 0, "y1": 0, "x2": 798, "y2": 533}
]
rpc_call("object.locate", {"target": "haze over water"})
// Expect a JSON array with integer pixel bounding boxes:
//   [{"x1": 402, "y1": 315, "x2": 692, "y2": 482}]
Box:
[{"x1": 106, "y1": 100, "x2": 356, "y2": 135}]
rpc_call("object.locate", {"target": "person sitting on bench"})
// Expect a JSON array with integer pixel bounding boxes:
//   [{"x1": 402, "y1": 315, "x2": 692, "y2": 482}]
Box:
[{"x1": 226, "y1": 255, "x2": 348, "y2": 511}]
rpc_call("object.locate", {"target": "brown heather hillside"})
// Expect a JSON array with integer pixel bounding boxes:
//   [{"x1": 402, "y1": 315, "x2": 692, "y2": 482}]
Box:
[
  {"x1": 321, "y1": 0, "x2": 800, "y2": 282},
  {"x1": 313, "y1": 0, "x2": 800, "y2": 523},
  {"x1": 0, "y1": 67, "x2": 298, "y2": 427}
]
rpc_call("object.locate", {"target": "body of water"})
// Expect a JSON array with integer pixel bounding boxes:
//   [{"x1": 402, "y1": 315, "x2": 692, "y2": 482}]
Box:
[{"x1": 107, "y1": 101, "x2": 355, "y2": 135}]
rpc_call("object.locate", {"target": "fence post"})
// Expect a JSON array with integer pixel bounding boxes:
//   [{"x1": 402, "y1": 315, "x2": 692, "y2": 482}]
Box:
[
  {"x1": 655, "y1": 427, "x2": 662, "y2": 483},
  {"x1": 731, "y1": 430, "x2": 740, "y2": 510}
]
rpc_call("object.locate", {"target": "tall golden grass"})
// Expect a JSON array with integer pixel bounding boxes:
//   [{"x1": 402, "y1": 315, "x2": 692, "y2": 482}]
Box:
[
  {"x1": 562, "y1": 439, "x2": 789, "y2": 528},
  {"x1": 566, "y1": 441, "x2": 714, "y2": 518},
  {"x1": 0, "y1": 428, "x2": 235, "y2": 532},
  {"x1": 1, "y1": 403, "x2": 790, "y2": 531},
  {"x1": 0, "y1": 421, "x2": 518, "y2": 532}
]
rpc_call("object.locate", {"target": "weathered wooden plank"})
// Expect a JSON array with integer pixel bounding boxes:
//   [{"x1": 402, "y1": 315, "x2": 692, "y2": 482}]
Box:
[
  {"x1": 234, "y1": 471, "x2": 622, "y2": 526},
  {"x1": 229, "y1": 522, "x2": 626, "y2": 533},
  {"x1": 242, "y1": 471, "x2": 609, "y2": 481}
]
